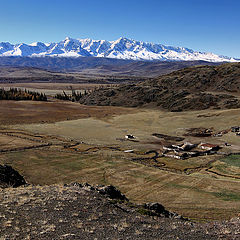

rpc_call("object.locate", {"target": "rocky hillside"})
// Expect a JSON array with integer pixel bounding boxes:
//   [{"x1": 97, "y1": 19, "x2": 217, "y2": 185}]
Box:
[
  {"x1": 0, "y1": 165, "x2": 239, "y2": 239},
  {"x1": 80, "y1": 62, "x2": 240, "y2": 111},
  {"x1": 1, "y1": 183, "x2": 240, "y2": 239}
]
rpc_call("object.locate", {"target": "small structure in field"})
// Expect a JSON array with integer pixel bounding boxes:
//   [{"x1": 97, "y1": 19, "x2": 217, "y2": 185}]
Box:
[
  {"x1": 185, "y1": 127, "x2": 213, "y2": 137},
  {"x1": 213, "y1": 129, "x2": 229, "y2": 137},
  {"x1": 163, "y1": 142, "x2": 196, "y2": 151},
  {"x1": 163, "y1": 151, "x2": 187, "y2": 160},
  {"x1": 224, "y1": 142, "x2": 231, "y2": 146},
  {"x1": 124, "y1": 149, "x2": 134, "y2": 153},
  {"x1": 172, "y1": 142, "x2": 196, "y2": 151},
  {"x1": 213, "y1": 133, "x2": 222, "y2": 137},
  {"x1": 231, "y1": 126, "x2": 240, "y2": 132},
  {"x1": 164, "y1": 150, "x2": 200, "y2": 160},
  {"x1": 162, "y1": 141, "x2": 220, "y2": 160},
  {"x1": 200, "y1": 143, "x2": 219, "y2": 151},
  {"x1": 125, "y1": 134, "x2": 136, "y2": 140},
  {"x1": 163, "y1": 145, "x2": 175, "y2": 151}
]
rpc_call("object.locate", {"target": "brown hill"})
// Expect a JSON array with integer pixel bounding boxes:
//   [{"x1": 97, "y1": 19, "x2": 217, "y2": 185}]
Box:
[{"x1": 80, "y1": 62, "x2": 240, "y2": 111}]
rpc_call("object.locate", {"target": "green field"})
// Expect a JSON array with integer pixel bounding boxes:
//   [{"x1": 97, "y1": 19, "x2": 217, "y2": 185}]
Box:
[{"x1": 221, "y1": 154, "x2": 240, "y2": 167}]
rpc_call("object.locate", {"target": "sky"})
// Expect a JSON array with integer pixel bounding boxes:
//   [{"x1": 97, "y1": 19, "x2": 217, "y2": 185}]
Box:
[{"x1": 0, "y1": 0, "x2": 239, "y2": 58}]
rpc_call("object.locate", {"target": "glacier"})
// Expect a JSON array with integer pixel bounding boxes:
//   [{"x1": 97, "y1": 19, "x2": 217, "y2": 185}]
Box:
[{"x1": 0, "y1": 37, "x2": 238, "y2": 62}]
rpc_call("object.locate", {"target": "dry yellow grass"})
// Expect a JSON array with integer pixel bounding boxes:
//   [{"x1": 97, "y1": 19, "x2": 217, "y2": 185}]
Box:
[
  {"x1": 1, "y1": 147, "x2": 240, "y2": 221},
  {"x1": 13, "y1": 107, "x2": 240, "y2": 150},
  {"x1": 1, "y1": 105, "x2": 240, "y2": 221}
]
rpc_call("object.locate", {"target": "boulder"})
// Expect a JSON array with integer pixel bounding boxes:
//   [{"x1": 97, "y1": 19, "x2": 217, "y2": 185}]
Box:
[
  {"x1": 144, "y1": 202, "x2": 166, "y2": 214},
  {"x1": 0, "y1": 165, "x2": 26, "y2": 188},
  {"x1": 143, "y1": 202, "x2": 185, "y2": 219},
  {"x1": 97, "y1": 185, "x2": 128, "y2": 201}
]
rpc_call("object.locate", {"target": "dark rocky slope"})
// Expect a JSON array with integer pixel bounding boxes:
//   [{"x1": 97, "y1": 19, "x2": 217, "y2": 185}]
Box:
[
  {"x1": 80, "y1": 62, "x2": 240, "y2": 111},
  {"x1": 0, "y1": 166, "x2": 239, "y2": 239},
  {"x1": 0, "y1": 183, "x2": 240, "y2": 240}
]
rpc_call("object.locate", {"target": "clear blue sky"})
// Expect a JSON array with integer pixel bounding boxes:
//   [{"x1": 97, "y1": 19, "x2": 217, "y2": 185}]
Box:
[{"x1": 0, "y1": 0, "x2": 239, "y2": 58}]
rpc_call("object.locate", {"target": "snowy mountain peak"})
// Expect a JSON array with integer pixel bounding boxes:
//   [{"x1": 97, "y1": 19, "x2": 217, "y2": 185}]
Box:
[
  {"x1": 64, "y1": 36, "x2": 71, "y2": 41},
  {"x1": 0, "y1": 37, "x2": 238, "y2": 62}
]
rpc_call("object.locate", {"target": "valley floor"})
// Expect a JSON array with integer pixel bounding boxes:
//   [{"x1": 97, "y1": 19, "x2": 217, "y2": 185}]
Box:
[{"x1": 0, "y1": 99, "x2": 240, "y2": 221}]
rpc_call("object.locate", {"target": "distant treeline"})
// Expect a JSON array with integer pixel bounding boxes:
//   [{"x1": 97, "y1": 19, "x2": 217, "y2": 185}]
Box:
[
  {"x1": 55, "y1": 89, "x2": 89, "y2": 102},
  {"x1": 0, "y1": 88, "x2": 47, "y2": 101},
  {"x1": 55, "y1": 85, "x2": 116, "y2": 102}
]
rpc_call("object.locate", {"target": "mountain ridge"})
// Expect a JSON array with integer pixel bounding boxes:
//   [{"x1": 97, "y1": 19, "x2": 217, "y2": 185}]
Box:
[{"x1": 0, "y1": 37, "x2": 238, "y2": 62}]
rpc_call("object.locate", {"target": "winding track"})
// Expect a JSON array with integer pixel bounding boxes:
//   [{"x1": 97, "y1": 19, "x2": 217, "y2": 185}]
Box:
[{"x1": 0, "y1": 129, "x2": 239, "y2": 181}]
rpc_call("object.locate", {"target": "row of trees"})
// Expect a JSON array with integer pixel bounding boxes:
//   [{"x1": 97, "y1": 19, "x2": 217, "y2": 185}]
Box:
[
  {"x1": 0, "y1": 88, "x2": 47, "y2": 101},
  {"x1": 55, "y1": 85, "x2": 117, "y2": 102},
  {"x1": 55, "y1": 89, "x2": 89, "y2": 102}
]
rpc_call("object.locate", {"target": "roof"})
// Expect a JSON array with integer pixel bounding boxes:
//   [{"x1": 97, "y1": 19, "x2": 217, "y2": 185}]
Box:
[{"x1": 200, "y1": 143, "x2": 219, "y2": 148}]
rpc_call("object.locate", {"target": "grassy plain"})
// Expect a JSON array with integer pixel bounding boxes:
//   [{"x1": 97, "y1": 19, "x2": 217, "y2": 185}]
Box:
[
  {"x1": 0, "y1": 96, "x2": 240, "y2": 221},
  {"x1": 13, "y1": 107, "x2": 240, "y2": 149},
  {"x1": 1, "y1": 147, "x2": 240, "y2": 221}
]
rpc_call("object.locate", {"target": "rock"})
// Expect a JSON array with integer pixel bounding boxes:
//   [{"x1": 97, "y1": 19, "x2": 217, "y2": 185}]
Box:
[
  {"x1": 66, "y1": 182, "x2": 96, "y2": 191},
  {"x1": 143, "y1": 203, "x2": 169, "y2": 217},
  {"x1": 0, "y1": 165, "x2": 26, "y2": 188},
  {"x1": 97, "y1": 185, "x2": 128, "y2": 201},
  {"x1": 144, "y1": 202, "x2": 166, "y2": 214},
  {"x1": 143, "y1": 202, "x2": 185, "y2": 220},
  {"x1": 66, "y1": 182, "x2": 83, "y2": 188}
]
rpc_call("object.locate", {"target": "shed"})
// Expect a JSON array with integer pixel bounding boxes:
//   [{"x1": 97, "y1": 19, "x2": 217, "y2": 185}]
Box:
[
  {"x1": 125, "y1": 135, "x2": 136, "y2": 140},
  {"x1": 200, "y1": 143, "x2": 219, "y2": 151},
  {"x1": 231, "y1": 126, "x2": 240, "y2": 132}
]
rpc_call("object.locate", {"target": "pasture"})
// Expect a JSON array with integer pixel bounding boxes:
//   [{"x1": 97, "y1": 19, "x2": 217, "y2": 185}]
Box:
[{"x1": 0, "y1": 97, "x2": 240, "y2": 221}]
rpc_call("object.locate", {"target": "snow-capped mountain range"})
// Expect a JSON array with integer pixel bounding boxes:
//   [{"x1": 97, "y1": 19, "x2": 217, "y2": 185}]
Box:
[{"x1": 0, "y1": 37, "x2": 238, "y2": 62}]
